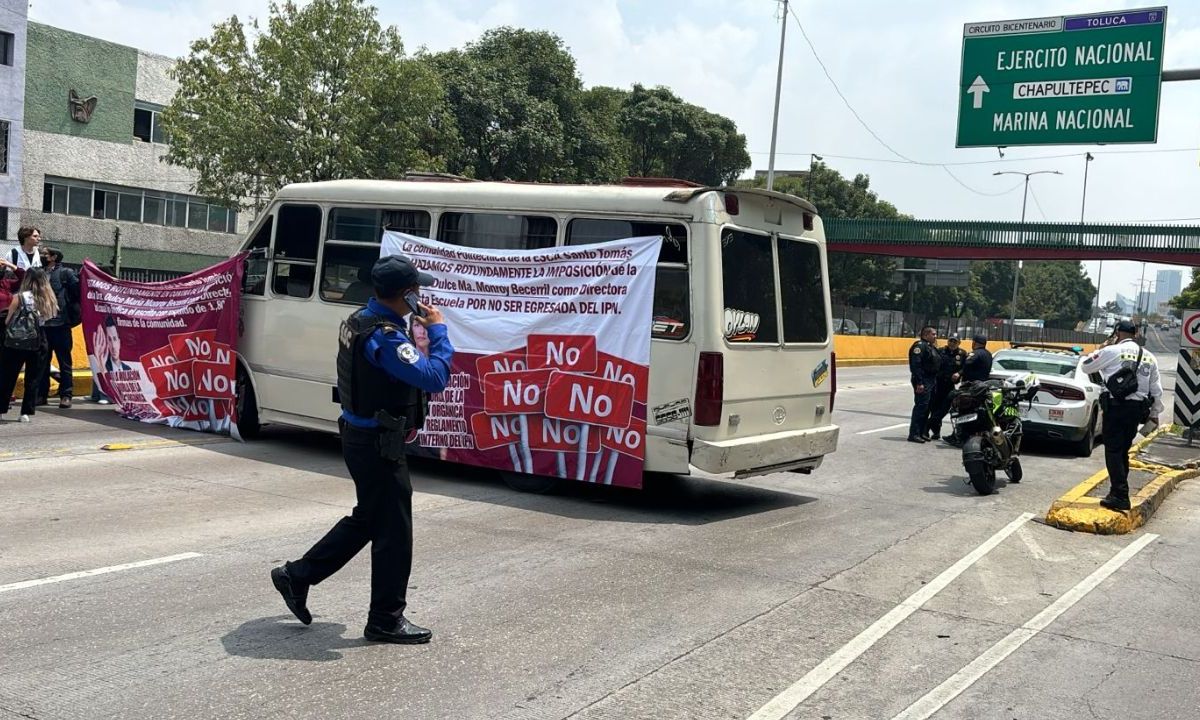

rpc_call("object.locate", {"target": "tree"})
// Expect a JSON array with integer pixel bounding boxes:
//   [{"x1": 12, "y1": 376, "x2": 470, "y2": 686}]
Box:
[
  {"x1": 161, "y1": 0, "x2": 454, "y2": 209},
  {"x1": 1016, "y1": 261, "x2": 1096, "y2": 324},
  {"x1": 620, "y1": 85, "x2": 750, "y2": 185},
  {"x1": 430, "y1": 28, "x2": 614, "y2": 183},
  {"x1": 1169, "y1": 268, "x2": 1200, "y2": 312}
]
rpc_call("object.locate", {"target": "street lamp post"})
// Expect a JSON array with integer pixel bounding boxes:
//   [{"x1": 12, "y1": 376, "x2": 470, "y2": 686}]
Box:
[
  {"x1": 765, "y1": 0, "x2": 789, "y2": 191},
  {"x1": 993, "y1": 169, "x2": 1063, "y2": 341},
  {"x1": 1080, "y1": 153, "x2": 1100, "y2": 319}
]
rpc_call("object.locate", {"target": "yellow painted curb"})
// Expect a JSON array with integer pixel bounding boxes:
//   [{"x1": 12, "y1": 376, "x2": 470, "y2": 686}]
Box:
[{"x1": 1045, "y1": 428, "x2": 1191, "y2": 535}]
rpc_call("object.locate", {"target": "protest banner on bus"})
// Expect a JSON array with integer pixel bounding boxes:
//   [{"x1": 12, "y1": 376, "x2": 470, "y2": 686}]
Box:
[
  {"x1": 80, "y1": 255, "x2": 245, "y2": 434},
  {"x1": 381, "y1": 232, "x2": 660, "y2": 488}
]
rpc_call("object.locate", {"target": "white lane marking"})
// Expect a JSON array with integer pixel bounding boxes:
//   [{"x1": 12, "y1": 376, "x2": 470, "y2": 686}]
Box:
[
  {"x1": 0, "y1": 552, "x2": 203, "y2": 594},
  {"x1": 746, "y1": 513, "x2": 1035, "y2": 720},
  {"x1": 856, "y1": 422, "x2": 911, "y2": 435},
  {"x1": 890, "y1": 532, "x2": 1159, "y2": 720}
]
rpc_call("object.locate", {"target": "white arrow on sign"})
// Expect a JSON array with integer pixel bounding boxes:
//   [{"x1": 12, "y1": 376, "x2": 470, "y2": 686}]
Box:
[{"x1": 967, "y1": 75, "x2": 990, "y2": 109}]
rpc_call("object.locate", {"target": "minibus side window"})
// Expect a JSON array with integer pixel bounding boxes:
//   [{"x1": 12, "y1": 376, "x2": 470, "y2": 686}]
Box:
[
  {"x1": 243, "y1": 216, "x2": 273, "y2": 296},
  {"x1": 721, "y1": 229, "x2": 779, "y2": 344},
  {"x1": 271, "y1": 204, "x2": 321, "y2": 299},
  {"x1": 566, "y1": 219, "x2": 690, "y2": 341},
  {"x1": 778, "y1": 236, "x2": 828, "y2": 343},
  {"x1": 320, "y1": 243, "x2": 386, "y2": 305},
  {"x1": 327, "y1": 207, "x2": 431, "y2": 243},
  {"x1": 439, "y1": 212, "x2": 556, "y2": 249}
]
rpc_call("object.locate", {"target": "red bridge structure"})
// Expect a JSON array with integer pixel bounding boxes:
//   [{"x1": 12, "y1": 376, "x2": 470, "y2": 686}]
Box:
[{"x1": 823, "y1": 219, "x2": 1200, "y2": 266}]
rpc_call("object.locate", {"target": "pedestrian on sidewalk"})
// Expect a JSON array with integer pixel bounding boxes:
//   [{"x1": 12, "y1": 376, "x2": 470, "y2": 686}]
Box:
[
  {"x1": 1081, "y1": 320, "x2": 1163, "y2": 512},
  {"x1": 37, "y1": 248, "x2": 79, "y2": 409},
  {"x1": 0, "y1": 269, "x2": 57, "y2": 422},
  {"x1": 907, "y1": 325, "x2": 941, "y2": 443},
  {"x1": 271, "y1": 255, "x2": 453, "y2": 644}
]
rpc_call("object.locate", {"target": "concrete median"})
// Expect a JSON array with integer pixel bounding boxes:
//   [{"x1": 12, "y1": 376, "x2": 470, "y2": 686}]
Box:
[
  {"x1": 1046, "y1": 429, "x2": 1200, "y2": 535},
  {"x1": 833, "y1": 335, "x2": 1099, "y2": 368}
]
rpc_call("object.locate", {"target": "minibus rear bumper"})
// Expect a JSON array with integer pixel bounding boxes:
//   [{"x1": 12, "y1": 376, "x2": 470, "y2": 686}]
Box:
[{"x1": 690, "y1": 424, "x2": 840, "y2": 479}]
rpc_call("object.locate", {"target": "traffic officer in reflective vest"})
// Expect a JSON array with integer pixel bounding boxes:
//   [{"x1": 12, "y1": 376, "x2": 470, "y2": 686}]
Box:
[
  {"x1": 1080, "y1": 320, "x2": 1163, "y2": 512},
  {"x1": 272, "y1": 254, "x2": 454, "y2": 644},
  {"x1": 908, "y1": 325, "x2": 941, "y2": 443},
  {"x1": 926, "y1": 333, "x2": 968, "y2": 440}
]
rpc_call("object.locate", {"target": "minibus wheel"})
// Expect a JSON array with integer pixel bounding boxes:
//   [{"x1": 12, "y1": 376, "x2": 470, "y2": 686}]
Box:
[
  {"x1": 499, "y1": 471, "x2": 559, "y2": 494},
  {"x1": 235, "y1": 364, "x2": 261, "y2": 439}
]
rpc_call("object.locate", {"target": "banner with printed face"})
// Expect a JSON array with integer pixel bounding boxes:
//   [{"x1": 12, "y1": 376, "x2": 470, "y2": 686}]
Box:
[
  {"x1": 381, "y1": 231, "x2": 660, "y2": 488},
  {"x1": 80, "y1": 255, "x2": 245, "y2": 434}
]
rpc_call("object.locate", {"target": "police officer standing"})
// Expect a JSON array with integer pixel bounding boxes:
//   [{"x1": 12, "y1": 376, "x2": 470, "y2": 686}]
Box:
[
  {"x1": 961, "y1": 335, "x2": 993, "y2": 382},
  {"x1": 926, "y1": 334, "x2": 967, "y2": 440},
  {"x1": 908, "y1": 325, "x2": 941, "y2": 443},
  {"x1": 1080, "y1": 320, "x2": 1163, "y2": 512},
  {"x1": 272, "y1": 255, "x2": 453, "y2": 644}
]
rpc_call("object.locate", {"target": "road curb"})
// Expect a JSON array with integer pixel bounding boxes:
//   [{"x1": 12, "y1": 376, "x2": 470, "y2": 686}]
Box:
[{"x1": 1045, "y1": 429, "x2": 1195, "y2": 535}]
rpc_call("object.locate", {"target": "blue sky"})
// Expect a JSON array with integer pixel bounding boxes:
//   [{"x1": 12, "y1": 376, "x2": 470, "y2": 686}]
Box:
[{"x1": 29, "y1": 0, "x2": 1200, "y2": 307}]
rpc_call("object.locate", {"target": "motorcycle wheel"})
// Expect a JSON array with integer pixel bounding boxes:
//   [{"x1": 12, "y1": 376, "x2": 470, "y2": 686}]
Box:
[
  {"x1": 1005, "y1": 456, "x2": 1023, "y2": 484},
  {"x1": 963, "y1": 436, "x2": 997, "y2": 496}
]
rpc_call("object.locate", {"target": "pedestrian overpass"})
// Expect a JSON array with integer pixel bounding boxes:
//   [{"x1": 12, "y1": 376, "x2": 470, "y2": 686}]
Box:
[{"x1": 823, "y1": 219, "x2": 1200, "y2": 266}]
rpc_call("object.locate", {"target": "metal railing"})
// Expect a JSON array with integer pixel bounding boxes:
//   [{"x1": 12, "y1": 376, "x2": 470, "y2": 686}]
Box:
[{"x1": 832, "y1": 305, "x2": 1107, "y2": 345}]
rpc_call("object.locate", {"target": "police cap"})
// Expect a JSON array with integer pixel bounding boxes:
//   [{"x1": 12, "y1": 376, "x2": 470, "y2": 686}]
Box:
[
  {"x1": 372, "y1": 254, "x2": 435, "y2": 294},
  {"x1": 1114, "y1": 320, "x2": 1138, "y2": 334},
  {"x1": 972, "y1": 334, "x2": 988, "y2": 344}
]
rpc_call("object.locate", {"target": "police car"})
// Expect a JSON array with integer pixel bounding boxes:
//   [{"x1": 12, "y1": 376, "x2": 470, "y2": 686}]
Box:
[{"x1": 989, "y1": 343, "x2": 1104, "y2": 456}]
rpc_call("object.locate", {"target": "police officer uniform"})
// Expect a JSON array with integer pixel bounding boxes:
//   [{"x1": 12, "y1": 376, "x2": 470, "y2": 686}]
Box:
[
  {"x1": 272, "y1": 254, "x2": 454, "y2": 644},
  {"x1": 908, "y1": 332, "x2": 941, "y2": 442},
  {"x1": 961, "y1": 336, "x2": 993, "y2": 383},
  {"x1": 1080, "y1": 322, "x2": 1163, "y2": 512},
  {"x1": 927, "y1": 336, "x2": 968, "y2": 439}
]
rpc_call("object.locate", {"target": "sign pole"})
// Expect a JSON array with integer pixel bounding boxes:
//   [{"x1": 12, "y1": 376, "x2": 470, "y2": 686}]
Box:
[{"x1": 765, "y1": 0, "x2": 788, "y2": 191}]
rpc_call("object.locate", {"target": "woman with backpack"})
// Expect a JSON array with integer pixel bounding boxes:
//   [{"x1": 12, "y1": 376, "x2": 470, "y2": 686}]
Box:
[{"x1": 0, "y1": 268, "x2": 58, "y2": 422}]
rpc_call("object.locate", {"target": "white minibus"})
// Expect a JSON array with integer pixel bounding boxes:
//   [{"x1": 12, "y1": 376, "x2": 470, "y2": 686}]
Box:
[{"x1": 234, "y1": 178, "x2": 840, "y2": 487}]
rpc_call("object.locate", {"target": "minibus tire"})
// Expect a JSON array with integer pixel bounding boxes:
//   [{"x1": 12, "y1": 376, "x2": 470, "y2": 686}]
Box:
[
  {"x1": 235, "y1": 365, "x2": 261, "y2": 439},
  {"x1": 499, "y1": 471, "x2": 559, "y2": 494}
]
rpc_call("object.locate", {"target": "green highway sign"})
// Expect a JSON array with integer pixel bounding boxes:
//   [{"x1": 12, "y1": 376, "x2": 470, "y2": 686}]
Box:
[{"x1": 957, "y1": 7, "x2": 1166, "y2": 148}]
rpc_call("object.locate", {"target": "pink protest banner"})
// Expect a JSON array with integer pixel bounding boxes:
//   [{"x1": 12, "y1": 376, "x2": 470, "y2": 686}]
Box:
[{"x1": 80, "y1": 255, "x2": 245, "y2": 434}]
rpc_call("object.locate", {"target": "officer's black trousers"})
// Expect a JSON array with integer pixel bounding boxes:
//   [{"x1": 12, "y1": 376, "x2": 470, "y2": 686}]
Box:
[
  {"x1": 291, "y1": 422, "x2": 414, "y2": 628},
  {"x1": 909, "y1": 380, "x2": 934, "y2": 439},
  {"x1": 1101, "y1": 399, "x2": 1143, "y2": 502},
  {"x1": 927, "y1": 381, "x2": 955, "y2": 437}
]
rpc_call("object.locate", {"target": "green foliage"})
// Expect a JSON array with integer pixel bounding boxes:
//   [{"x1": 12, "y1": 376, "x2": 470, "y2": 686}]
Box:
[
  {"x1": 620, "y1": 85, "x2": 750, "y2": 185},
  {"x1": 1169, "y1": 268, "x2": 1200, "y2": 312},
  {"x1": 161, "y1": 0, "x2": 454, "y2": 209}
]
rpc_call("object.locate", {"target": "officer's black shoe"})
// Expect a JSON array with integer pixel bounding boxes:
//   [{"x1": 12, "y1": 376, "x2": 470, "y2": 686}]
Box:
[
  {"x1": 1099, "y1": 496, "x2": 1132, "y2": 512},
  {"x1": 364, "y1": 617, "x2": 432, "y2": 644},
  {"x1": 907, "y1": 436, "x2": 927, "y2": 444},
  {"x1": 271, "y1": 564, "x2": 312, "y2": 625}
]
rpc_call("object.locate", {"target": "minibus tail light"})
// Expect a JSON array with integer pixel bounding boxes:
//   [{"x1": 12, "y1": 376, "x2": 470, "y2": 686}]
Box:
[
  {"x1": 695, "y1": 352, "x2": 724, "y2": 426},
  {"x1": 830, "y1": 352, "x2": 837, "y2": 414},
  {"x1": 723, "y1": 192, "x2": 740, "y2": 216}
]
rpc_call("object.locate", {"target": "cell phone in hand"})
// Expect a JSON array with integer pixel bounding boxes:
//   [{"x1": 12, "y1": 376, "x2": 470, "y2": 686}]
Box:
[{"x1": 405, "y1": 290, "x2": 425, "y2": 318}]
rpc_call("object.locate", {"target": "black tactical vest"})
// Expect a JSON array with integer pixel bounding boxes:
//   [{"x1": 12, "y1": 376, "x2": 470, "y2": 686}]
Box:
[{"x1": 336, "y1": 308, "x2": 428, "y2": 431}]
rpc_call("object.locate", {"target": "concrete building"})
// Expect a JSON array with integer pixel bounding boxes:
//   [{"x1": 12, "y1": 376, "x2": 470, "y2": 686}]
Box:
[
  {"x1": 0, "y1": 0, "x2": 27, "y2": 241},
  {"x1": 15, "y1": 22, "x2": 248, "y2": 273}
]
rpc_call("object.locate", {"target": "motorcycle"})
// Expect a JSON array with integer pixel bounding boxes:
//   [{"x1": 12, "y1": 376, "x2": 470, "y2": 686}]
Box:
[{"x1": 947, "y1": 375, "x2": 1039, "y2": 496}]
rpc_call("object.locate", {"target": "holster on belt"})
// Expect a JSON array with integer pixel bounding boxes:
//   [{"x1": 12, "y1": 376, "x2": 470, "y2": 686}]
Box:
[{"x1": 373, "y1": 411, "x2": 408, "y2": 461}]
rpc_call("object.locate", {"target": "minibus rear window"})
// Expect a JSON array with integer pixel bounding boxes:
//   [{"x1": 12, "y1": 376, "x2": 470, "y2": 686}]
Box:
[
  {"x1": 721, "y1": 229, "x2": 779, "y2": 344},
  {"x1": 778, "y1": 236, "x2": 828, "y2": 343}
]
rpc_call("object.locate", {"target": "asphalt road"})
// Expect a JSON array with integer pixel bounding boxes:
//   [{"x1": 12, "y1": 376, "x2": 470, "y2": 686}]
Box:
[{"x1": 2, "y1": 358, "x2": 1198, "y2": 720}]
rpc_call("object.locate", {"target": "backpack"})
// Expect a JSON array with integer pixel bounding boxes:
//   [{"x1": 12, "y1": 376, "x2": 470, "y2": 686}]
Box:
[
  {"x1": 1105, "y1": 343, "x2": 1144, "y2": 400},
  {"x1": 4, "y1": 294, "x2": 43, "y2": 351}
]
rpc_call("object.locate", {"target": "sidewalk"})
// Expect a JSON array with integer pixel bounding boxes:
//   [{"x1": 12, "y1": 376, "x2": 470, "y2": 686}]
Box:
[{"x1": 1046, "y1": 428, "x2": 1200, "y2": 534}]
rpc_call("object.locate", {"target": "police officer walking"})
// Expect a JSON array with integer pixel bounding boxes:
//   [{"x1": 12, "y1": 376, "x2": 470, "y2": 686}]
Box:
[
  {"x1": 908, "y1": 325, "x2": 941, "y2": 443},
  {"x1": 272, "y1": 254, "x2": 454, "y2": 644},
  {"x1": 1080, "y1": 320, "x2": 1163, "y2": 512},
  {"x1": 926, "y1": 334, "x2": 968, "y2": 440}
]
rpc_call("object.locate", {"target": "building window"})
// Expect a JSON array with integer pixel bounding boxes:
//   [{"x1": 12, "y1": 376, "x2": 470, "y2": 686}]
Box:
[
  {"x1": 0, "y1": 207, "x2": 7, "y2": 240},
  {"x1": 133, "y1": 102, "x2": 168, "y2": 144},
  {"x1": 1, "y1": 32, "x2": 13, "y2": 67},
  {"x1": 0, "y1": 120, "x2": 8, "y2": 174},
  {"x1": 41, "y1": 177, "x2": 238, "y2": 233}
]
